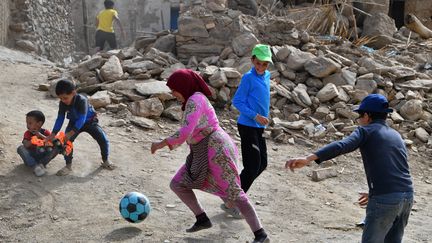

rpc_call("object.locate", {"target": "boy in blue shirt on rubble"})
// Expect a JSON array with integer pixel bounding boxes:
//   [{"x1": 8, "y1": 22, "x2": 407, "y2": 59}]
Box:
[{"x1": 45, "y1": 79, "x2": 115, "y2": 176}]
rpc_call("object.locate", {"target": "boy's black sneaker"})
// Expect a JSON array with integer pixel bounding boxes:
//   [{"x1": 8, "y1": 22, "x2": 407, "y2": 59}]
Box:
[
  {"x1": 252, "y1": 228, "x2": 270, "y2": 243},
  {"x1": 252, "y1": 237, "x2": 270, "y2": 243},
  {"x1": 186, "y1": 219, "x2": 212, "y2": 233},
  {"x1": 186, "y1": 212, "x2": 212, "y2": 233}
]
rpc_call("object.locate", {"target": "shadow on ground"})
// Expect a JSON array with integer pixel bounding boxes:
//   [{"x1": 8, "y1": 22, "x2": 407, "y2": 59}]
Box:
[{"x1": 105, "y1": 226, "x2": 142, "y2": 241}]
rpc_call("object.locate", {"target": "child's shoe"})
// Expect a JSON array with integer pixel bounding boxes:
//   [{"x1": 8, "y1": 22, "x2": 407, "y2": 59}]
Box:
[
  {"x1": 56, "y1": 165, "x2": 72, "y2": 176},
  {"x1": 220, "y1": 203, "x2": 243, "y2": 219},
  {"x1": 356, "y1": 219, "x2": 366, "y2": 228},
  {"x1": 252, "y1": 228, "x2": 270, "y2": 243},
  {"x1": 101, "y1": 159, "x2": 116, "y2": 170},
  {"x1": 33, "y1": 164, "x2": 46, "y2": 177},
  {"x1": 252, "y1": 237, "x2": 270, "y2": 243},
  {"x1": 186, "y1": 212, "x2": 212, "y2": 233},
  {"x1": 186, "y1": 219, "x2": 212, "y2": 233}
]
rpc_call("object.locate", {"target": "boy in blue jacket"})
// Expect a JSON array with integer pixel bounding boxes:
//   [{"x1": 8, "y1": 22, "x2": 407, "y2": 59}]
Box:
[
  {"x1": 286, "y1": 94, "x2": 413, "y2": 243},
  {"x1": 224, "y1": 44, "x2": 272, "y2": 219},
  {"x1": 46, "y1": 79, "x2": 114, "y2": 176}
]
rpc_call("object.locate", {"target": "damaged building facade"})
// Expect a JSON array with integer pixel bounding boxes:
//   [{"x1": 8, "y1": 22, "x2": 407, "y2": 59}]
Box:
[
  {"x1": 71, "y1": 0, "x2": 182, "y2": 54},
  {"x1": 1, "y1": 0, "x2": 432, "y2": 62}
]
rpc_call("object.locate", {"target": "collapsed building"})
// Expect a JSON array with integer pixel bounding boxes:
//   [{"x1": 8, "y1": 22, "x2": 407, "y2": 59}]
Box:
[
  {"x1": 33, "y1": 0, "x2": 432, "y2": 151},
  {"x1": 0, "y1": 1, "x2": 431, "y2": 148},
  {"x1": 0, "y1": 0, "x2": 432, "y2": 62}
]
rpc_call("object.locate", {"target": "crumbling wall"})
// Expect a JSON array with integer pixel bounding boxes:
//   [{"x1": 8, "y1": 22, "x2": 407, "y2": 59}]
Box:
[
  {"x1": 72, "y1": 0, "x2": 174, "y2": 53},
  {"x1": 175, "y1": 2, "x2": 304, "y2": 63},
  {"x1": 405, "y1": 0, "x2": 432, "y2": 30},
  {"x1": 8, "y1": 0, "x2": 75, "y2": 62},
  {"x1": 0, "y1": 0, "x2": 10, "y2": 46}
]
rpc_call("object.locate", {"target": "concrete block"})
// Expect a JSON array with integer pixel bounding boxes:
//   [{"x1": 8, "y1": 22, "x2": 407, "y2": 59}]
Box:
[{"x1": 312, "y1": 167, "x2": 338, "y2": 182}]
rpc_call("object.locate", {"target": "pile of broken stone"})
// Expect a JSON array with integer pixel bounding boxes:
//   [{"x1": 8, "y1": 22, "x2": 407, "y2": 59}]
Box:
[{"x1": 43, "y1": 4, "x2": 432, "y2": 152}]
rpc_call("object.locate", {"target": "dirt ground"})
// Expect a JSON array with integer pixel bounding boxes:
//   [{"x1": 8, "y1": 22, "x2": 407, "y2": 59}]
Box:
[{"x1": 0, "y1": 48, "x2": 431, "y2": 243}]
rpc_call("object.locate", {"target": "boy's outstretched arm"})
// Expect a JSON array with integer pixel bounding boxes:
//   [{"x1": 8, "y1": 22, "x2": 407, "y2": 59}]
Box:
[
  {"x1": 285, "y1": 154, "x2": 318, "y2": 172},
  {"x1": 46, "y1": 103, "x2": 66, "y2": 142}
]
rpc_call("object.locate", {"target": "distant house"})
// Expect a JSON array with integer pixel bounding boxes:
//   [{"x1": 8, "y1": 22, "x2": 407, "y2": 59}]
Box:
[{"x1": 72, "y1": 0, "x2": 183, "y2": 52}]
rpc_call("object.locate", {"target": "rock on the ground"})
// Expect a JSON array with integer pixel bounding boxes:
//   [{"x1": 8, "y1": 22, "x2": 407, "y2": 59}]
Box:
[
  {"x1": 128, "y1": 97, "x2": 164, "y2": 118},
  {"x1": 415, "y1": 127, "x2": 430, "y2": 143},
  {"x1": 400, "y1": 99, "x2": 423, "y2": 121},
  {"x1": 162, "y1": 105, "x2": 183, "y2": 121},
  {"x1": 130, "y1": 116, "x2": 157, "y2": 129},
  {"x1": 89, "y1": 90, "x2": 111, "y2": 109},
  {"x1": 100, "y1": 55, "x2": 123, "y2": 83},
  {"x1": 316, "y1": 83, "x2": 339, "y2": 102},
  {"x1": 304, "y1": 56, "x2": 341, "y2": 78},
  {"x1": 231, "y1": 32, "x2": 259, "y2": 57},
  {"x1": 135, "y1": 80, "x2": 171, "y2": 96}
]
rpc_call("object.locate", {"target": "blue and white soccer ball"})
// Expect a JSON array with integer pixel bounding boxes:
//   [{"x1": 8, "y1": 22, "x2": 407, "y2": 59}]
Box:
[{"x1": 119, "y1": 192, "x2": 151, "y2": 223}]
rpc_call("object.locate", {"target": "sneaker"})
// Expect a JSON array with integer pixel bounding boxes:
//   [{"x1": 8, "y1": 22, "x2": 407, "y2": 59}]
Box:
[
  {"x1": 33, "y1": 164, "x2": 46, "y2": 177},
  {"x1": 101, "y1": 159, "x2": 116, "y2": 170},
  {"x1": 356, "y1": 219, "x2": 366, "y2": 228},
  {"x1": 220, "y1": 203, "x2": 243, "y2": 219},
  {"x1": 252, "y1": 236, "x2": 270, "y2": 243},
  {"x1": 56, "y1": 165, "x2": 72, "y2": 176},
  {"x1": 186, "y1": 219, "x2": 212, "y2": 233}
]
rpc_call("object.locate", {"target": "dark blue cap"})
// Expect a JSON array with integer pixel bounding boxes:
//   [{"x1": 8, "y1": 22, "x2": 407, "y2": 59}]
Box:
[{"x1": 354, "y1": 94, "x2": 393, "y2": 113}]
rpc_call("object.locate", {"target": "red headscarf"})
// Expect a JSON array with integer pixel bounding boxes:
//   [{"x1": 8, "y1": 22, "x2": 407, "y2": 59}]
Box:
[{"x1": 166, "y1": 69, "x2": 212, "y2": 110}]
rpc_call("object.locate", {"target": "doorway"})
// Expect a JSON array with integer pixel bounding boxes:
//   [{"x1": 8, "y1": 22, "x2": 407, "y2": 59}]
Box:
[{"x1": 390, "y1": 0, "x2": 405, "y2": 29}]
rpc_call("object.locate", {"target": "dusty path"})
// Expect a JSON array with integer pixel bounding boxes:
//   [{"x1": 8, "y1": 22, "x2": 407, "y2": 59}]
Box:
[{"x1": 0, "y1": 49, "x2": 431, "y2": 242}]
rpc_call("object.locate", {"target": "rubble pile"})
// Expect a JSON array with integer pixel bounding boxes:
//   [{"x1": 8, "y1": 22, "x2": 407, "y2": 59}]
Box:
[{"x1": 45, "y1": 3, "x2": 432, "y2": 152}]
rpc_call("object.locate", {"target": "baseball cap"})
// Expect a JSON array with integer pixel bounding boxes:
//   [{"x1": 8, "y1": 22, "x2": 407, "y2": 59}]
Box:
[
  {"x1": 354, "y1": 94, "x2": 393, "y2": 113},
  {"x1": 252, "y1": 44, "x2": 273, "y2": 64}
]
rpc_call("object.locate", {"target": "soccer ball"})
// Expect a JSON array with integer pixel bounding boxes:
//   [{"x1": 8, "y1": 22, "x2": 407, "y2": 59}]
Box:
[{"x1": 119, "y1": 192, "x2": 151, "y2": 223}]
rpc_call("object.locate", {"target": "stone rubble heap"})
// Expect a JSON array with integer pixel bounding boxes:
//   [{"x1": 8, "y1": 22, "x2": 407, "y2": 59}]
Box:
[{"x1": 44, "y1": 4, "x2": 432, "y2": 152}]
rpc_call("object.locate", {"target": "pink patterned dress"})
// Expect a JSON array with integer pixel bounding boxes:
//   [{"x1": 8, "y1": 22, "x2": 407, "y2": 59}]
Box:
[{"x1": 166, "y1": 92, "x2": 246, "y2": 202}]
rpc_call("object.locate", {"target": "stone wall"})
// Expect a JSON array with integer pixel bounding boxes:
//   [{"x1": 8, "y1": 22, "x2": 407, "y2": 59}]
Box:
[
  {"x1": 405, "y1": 0, "x2": 432, "y2": 30},
  {"x1": 8, "y1": 0, "x2": 75, "y2": 62},
  {"x1": 175, "y1": 2, "x2": 302, "y2": 63},
  {"x1": 0, "y1": 0, "x2": 10, "y2": 46}
]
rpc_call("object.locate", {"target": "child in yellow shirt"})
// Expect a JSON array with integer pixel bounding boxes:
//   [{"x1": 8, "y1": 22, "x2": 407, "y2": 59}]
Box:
[{"x1": 95, "y1": 0, "x2": 125, "y2": 51}]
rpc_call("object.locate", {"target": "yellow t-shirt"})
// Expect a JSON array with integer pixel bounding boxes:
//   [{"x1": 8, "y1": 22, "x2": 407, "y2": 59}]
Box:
[{"x1": 97, "y1": 9, "x2": 118, "y2": 33}]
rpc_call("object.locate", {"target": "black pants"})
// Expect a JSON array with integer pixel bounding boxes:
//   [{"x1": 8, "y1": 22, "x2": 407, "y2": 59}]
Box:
[
  {"x1": 95, "y1": 30, "x2": 117, "y2": 51},
  {"x1": 65, "y1": 119, "x2": 109, "y2": 164},
  {"x1": 238, "y1": 123, "x2": 268, "y2": 193}
]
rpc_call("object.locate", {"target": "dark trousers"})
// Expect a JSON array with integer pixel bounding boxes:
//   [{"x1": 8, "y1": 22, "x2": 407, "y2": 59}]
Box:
[
  {"x1": 238, "y1": 123, "x2": 267, "y2": 193},
  {"x1": 65, "y1": 119, "x2": 109, "y2": 164},
  {"x1": 95, "y1": 30, "x2": 117, "y2": 51}
]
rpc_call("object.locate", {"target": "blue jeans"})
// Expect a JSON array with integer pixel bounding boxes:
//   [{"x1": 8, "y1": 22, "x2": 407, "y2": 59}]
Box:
[
  {"x1": 64, "y1": 119, "x2": 109, "y2": 164},
  {"x1": 362, "y1": 191, "x2": 413, "y2": 243},
  {"x1": 17, "y1": 145, "x2": 57, "y2": 167}
]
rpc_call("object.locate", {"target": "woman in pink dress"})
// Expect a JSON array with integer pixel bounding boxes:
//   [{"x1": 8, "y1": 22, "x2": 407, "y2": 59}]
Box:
[{"x1": 151, "y1": 69, "x2": 269, "y2": 243}]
